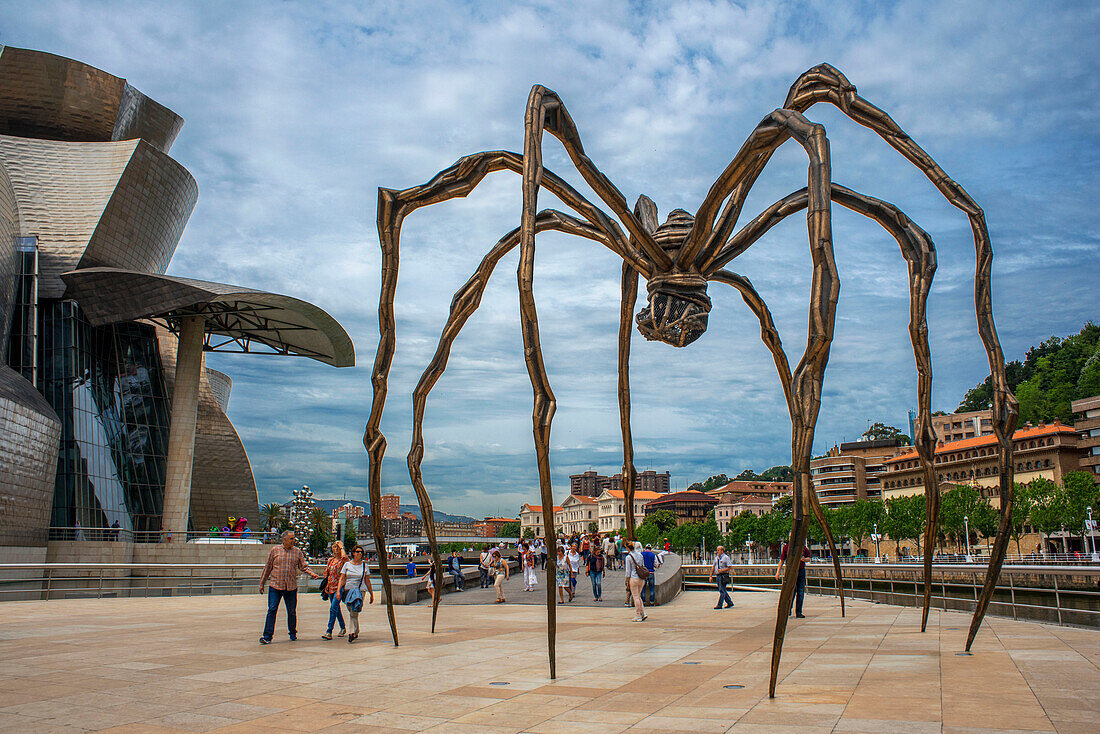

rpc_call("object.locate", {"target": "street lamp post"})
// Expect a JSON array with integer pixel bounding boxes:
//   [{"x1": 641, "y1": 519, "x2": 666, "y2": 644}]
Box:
[
  {"x1": 873, "y1": 522, "x2": 881, "y2": 563},
  {"x1": 1088, "y1": 507, "x2": 1098, "y2": 563},
  {"x1": 964, "y1": 515, "x2": 972, "y2": 563}
]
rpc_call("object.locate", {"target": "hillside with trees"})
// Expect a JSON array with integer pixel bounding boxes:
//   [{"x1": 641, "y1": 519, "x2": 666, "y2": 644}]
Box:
[{"x1": 956, "y1": 322, "x2": 1100, "y2": 423}]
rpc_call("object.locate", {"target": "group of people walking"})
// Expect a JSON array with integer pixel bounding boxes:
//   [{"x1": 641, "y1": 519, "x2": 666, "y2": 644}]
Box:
[{"x1": 257, "y1": 529, "x2": 689, "y2": 643}]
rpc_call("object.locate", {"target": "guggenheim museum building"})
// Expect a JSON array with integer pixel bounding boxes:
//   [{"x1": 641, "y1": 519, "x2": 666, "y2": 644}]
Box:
[{"x1": 0, "y1": 47, "x2": 354, "y2": 563}]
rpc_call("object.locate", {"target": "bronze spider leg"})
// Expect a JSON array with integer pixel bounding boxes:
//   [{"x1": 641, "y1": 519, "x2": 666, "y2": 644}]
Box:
[
  {"x1": 680, "y1": 107, "x2": 835, "y2": 698},
  {"x1": 618, "y1": 196, "x2": 659, "y2": 541},
  {"x1": 707, "y1": 270, "x2": 846, "y2": 618},
  {"x1": 368, "y1": 151, "x2": 644, "y2": 647},
  {"x1": 406, "y1": 210, "x2": 614, "y2": 638},
  {"x1": 779, "y1": 63, "x2": 1018, "y2": 645},
  {"x1": 710, "y1": 184, "x2": 943, "y2": 621}
]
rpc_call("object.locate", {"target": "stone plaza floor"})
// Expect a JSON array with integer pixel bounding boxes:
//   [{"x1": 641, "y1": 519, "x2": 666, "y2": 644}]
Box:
[{"x1": 0, "y1": 588, "x2": 1097, "y2": 733}]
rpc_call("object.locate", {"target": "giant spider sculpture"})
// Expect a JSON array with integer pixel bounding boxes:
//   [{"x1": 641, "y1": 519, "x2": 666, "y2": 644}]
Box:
[{"x1": 363, "y1": 64, "x2": 1019, "y2": 697}]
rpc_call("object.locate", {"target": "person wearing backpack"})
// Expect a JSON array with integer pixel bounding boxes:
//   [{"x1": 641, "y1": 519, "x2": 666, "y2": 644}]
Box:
[
  {"x1": 623, "y1": 540, "x2": 648, "y2": 622},
  {"x1": 479, "y1": 545, "x2": 492, "y2": 588},
  {"x1": 585, "y1": 545, "x2": 605, "y2": 601}
]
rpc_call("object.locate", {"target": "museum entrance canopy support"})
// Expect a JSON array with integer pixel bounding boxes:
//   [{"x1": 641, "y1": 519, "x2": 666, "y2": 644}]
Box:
[{"x1": 61, "y1": 268, "x2": 354, "y2": 540}]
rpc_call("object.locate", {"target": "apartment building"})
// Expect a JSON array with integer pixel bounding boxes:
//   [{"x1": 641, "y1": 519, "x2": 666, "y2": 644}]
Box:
[
  {"x1": 569, "y1": 469, "x2": 671, "y2": 497},
  {"x1": 707, "y1": 479, "x2": 792, "y2": 501},
  {"x1": 932, "y1": 410, "x2": 994, "y2": 445},
  {"x1": 1071, "y1": 395, "x2": 1100, "y2": 478},
  {"x1": 810, "y1": 438, "x2": 908, "y2": 508}
]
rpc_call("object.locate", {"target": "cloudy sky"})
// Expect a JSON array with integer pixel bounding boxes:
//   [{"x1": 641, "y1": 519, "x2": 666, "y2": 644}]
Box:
[{"x1": 5, "y1": 1, "x2": 1097, "y2": 518}]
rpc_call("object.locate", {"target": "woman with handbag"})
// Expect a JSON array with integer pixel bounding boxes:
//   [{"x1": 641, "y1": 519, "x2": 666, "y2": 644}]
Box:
[
  {"x1": 337, "y1": 545, "x2": 374, "y2": 643},
  {"x1": 624, "y1": 540, "x2": 648, "y2": 622},
  {"x1": 320, "y1": 540, "x2": 348, "y2": 640},
  {"x1": 489, "y1": 549, "x2": 509, "y2": 603}
]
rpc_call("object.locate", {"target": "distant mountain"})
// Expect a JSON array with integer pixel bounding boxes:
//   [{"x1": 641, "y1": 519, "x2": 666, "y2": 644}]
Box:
[{"x1": 307, "y1": 498, "x2": 477, "y2": 524}]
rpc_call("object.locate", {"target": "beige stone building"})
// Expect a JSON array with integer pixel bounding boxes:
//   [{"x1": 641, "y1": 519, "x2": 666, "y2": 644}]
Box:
[
  {"x1": 595, "y1": 489, "x2": 662, "y2": 533},
  {"x1": 1071, "y1": 395, "x2": 1100, "y2": 479},
  {"x1": 557, "y1": 494, "x2": 598, "y2": 535},
  {"x1": 932, "y1": 410, "x2": 994, "y2": 445},
  {"x1": 882, "y1": 423, "x2": 1080, "y2": 506},
  {"x1": 707, "y1": 479, "x2": 791, "y2": 501},
  {"x1": 716, "y1": 494, "x2": 772, "y2": 534}
]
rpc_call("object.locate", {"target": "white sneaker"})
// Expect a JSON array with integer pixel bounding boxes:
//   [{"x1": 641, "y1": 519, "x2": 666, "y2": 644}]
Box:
[{"x1": 631, "y1": 616, "x2": 644, "y2": 622}]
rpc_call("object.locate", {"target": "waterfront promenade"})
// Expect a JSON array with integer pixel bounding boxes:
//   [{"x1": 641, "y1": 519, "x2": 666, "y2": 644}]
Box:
[{"x1": 0, "y1": 591, "x2": 1096, "y2": 733}]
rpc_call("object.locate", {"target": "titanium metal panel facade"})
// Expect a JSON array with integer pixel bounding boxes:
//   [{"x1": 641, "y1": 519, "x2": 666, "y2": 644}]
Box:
[
  {"x1": 0, "y1": 46, "x2": 183, "y2": 152},
  {"x1": 0, "y1": 135, "x2": 197, "y2": 298},
  {"x1": 0, "y1": 365, "x2": 60, "y2": 546}
]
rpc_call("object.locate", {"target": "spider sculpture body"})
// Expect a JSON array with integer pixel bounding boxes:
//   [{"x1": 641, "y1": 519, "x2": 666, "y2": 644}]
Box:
[{"x1": 363, "y1": 64, "x2": 1019, "y2": 697}]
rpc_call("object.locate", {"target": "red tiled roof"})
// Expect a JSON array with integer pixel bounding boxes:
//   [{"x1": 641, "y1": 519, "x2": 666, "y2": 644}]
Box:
[
  {"x1": 603, "y1": 489, "x2": 662, "y2": 500},
  {"x1": 645, "y1": 490, "x2": 719, "y2": 505},
  {"x1": 726, "y1": 494, "x2": 772, "y2": 505},
  {"x1": 707, "y1": 480, "x2": 792, "y2": 496},
  {"x1": 885, "y1": 423, "x2": 1076, "y2": 464},
  {"x1": 522, "y1": 504, "x2": 562, "y2": 513},
  {"x1": 483, "y1": 517, "x2": 515, "y2": 523}
]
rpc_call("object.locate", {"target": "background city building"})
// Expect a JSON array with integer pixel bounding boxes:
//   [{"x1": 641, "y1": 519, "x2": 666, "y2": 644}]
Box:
[
  {"x1": 716, "y1": 494, "x2": 772, "y2": 534},
  {"x1": 569, "y1": 469, "x2": 670, "y2": 497},
  {"x1": 595, "y1": 489, "x2": 661, "y2": 533},
  {"x1": 931, "y1": 409, "x2": 994, "y2": 445},
  {"x1": 519, "y1": 503, "x2": 561, "y2": 537},
  {"x1": 643, "y1": 490, "x2": 718, "y2": 526},
  {"x1": 1072, "y1": 395, "x2": 1100, "y2": 478},
  {"x1": 707, "y1": 479, "x2": 792, "y2": 501},
  {"x1": 882, "y1": 422, "x2": 1080, "y2": 506},
  {"x1": 556, "y1": 494, "x2": 597, "y2": 535},
  {"x1": 810, "y1": 438, "x2": 907, "y2": 508},
  {"x1": 379, "y1": 494, "x2": 400, "y2": 520}
]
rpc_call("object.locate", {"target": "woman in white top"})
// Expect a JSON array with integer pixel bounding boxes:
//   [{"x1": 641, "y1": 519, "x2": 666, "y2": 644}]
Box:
[
  {"x1": 623, "y1": 540, "x2": 647, "y2": 622},
  {"x1": 337, "y1": 545, "x2": 374, "y2": 643}
]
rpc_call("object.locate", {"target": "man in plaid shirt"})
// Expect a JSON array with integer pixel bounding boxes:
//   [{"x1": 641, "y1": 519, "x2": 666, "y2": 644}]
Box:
[{"x1": 259, "y1": 530, "x2": 321, "y2": 644}]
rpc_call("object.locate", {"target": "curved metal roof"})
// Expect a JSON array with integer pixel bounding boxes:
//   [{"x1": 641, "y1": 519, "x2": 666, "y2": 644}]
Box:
[{"x1": 61, "y1": 268, "x2": 354, "y2": 367}]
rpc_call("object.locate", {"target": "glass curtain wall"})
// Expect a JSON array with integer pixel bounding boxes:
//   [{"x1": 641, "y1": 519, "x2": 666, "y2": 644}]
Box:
[{"x1": 38, "y1": 301, "x2": 172, "y2": 540}]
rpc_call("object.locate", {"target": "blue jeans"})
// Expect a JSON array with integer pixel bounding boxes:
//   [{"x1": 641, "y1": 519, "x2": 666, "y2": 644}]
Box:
[
  {"x1": 479, "y1": 567, "x2": 489, "y2": 588},
  {"x1": 327, "y1": 590, "x2": 345, "y2": 633},
  {"x1": 716, "y1": 573, "x2": 733, "y2": 608},
  {"x1": 794, "y1": 567, "x2": 806, "y2": 616},
  {"x1": 643, "y1": 574, "x2": 656, "y2": 603},
  {"x1": 453, "y1": 570, "x2": 465, "y2": 589},
  {"x1": 589, "y1": 570, "x2": 603, "y2": 599},
  {"x1": 263, "y1": 588, "x2": 297, "y2": 640}
]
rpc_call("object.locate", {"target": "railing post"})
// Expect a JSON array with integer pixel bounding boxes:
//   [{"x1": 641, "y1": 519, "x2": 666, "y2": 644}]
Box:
[
  {"x1": 145, "y1": 571, "x2": 151, "y2": 598},
  {"x1": 1008, "y1": 572, "x2": 1017, "y2": 621},
  {"x1": 45, "y1": 566, "x2": 51, "y2": 601},
  {"x1": 98, "y1": 568, "x2": 104, "y2": 599},
  {"x1": 189, "y1": 566, "x2": 194, "y2": 597},
  {"x1": 1053, "y1": 573, "x2": 1062, "y2": 626}
]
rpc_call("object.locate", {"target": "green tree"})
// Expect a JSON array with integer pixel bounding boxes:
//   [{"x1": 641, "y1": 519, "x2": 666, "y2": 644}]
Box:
[
  {"x1": 1026, "y1": 477, "x2": 1063, "y2": 550},
  {"x1": 497, "y1": 521, "x2": 520, "y2": 538},
  {"x1": 1061, "y1": 471, "x2": 1100, "y2": 534},
  {"x1": 522, "y1": 527, "x2": 535, "y2": 539},
  {"x1": 687, "y1": 474, "x2": 731, "y2": 492},
  {"x1": 861, "y1": 422, "x2": 912, "y2": 445},
  {"x1": 308, "y1": 507, "x2": 333, "y2": 556},
  {"x1": 772, "y1": 494, "x2": 793, "y2": 516},
  {"x1": 761, "y1": 465, "x2": 794, "y2": 482},
  {"x1": 259, "y1": 502, "x2": 284, "y2": 531},
  {"x1": 343, "y1": 523, "x2": 357, "y2": 550},
  {"x1": 939, "y1": 484, "x2": 996, "y2": 551},
  {"x1": 724, "y1": 510, "x2": 759, "y2": 548},
  {"x1": 842, "y1": 499, "x2": 886, "y2": 553},
  {"x1": 957, "y1": 322, "x2": 1099, "y2": 420},
  {"x1": 883, "y1": 494, "x2": 925, "y2": 555},
  {"x1": 587, "y1": 521, "x2": 599, "y2": 534},
  {"x1": 1007, "y1": 482, "x2": 1036, "y2": 555}
]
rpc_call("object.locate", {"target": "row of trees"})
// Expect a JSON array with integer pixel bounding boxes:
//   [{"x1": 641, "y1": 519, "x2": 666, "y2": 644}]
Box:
[
  {"x1": 617, "y1": 471, "x2": 1099, "y2": 557},
  {"x1": 259, "y1": 502, "x2": 356, "y2": 556}
]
